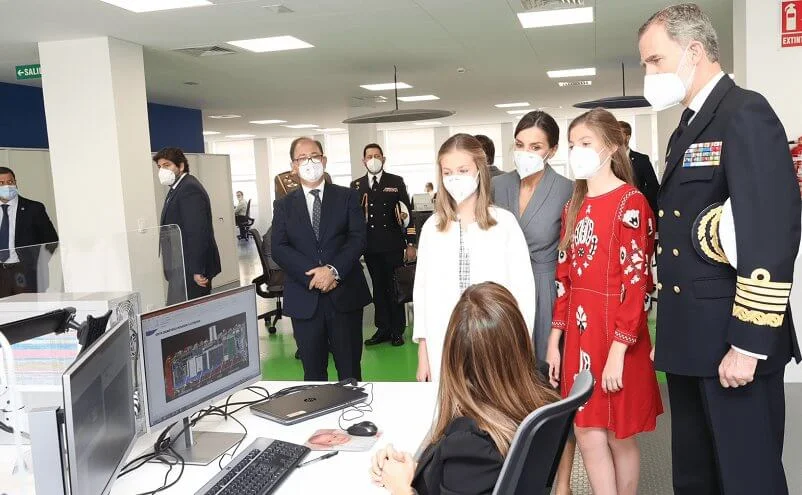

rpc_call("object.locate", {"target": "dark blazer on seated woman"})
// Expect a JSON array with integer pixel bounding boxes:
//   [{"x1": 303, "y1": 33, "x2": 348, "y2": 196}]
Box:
[{"x1": 412, "y1": 417, "x2": 504, "y2": 495}]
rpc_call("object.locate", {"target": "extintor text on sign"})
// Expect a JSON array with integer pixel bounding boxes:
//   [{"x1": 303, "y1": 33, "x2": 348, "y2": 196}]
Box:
[{"x1": 782, "y1": 1, "x2": 802, "y2": 48}]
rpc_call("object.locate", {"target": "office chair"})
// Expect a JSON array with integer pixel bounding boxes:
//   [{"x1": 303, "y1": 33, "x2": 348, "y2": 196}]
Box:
[
  {"x1": 236, "y1": 200, "x2": 255, "y2": 240},
  {"x1": 250, "y1": 228, "x2": 284, "y2": 335},
  {"x1": 492, "y1": 370, "x2": 594, "y2": 495}
]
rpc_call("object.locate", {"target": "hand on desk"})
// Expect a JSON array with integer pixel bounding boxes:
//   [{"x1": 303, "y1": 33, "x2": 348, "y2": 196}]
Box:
[{"x1": 370, "y1": 444, "x2": 416, "y2": 495}]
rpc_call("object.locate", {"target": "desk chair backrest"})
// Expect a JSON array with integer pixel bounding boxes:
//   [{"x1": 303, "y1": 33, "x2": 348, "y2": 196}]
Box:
[
  {"x1": 245, "y1": 199, "x2": 252, "y2": 218},
  {"x1": 250, "y1": 227, "x2": 283, "y2": 284},
  {"x1": 492, "y1": 370, "x2": 594, "y2": 495}
]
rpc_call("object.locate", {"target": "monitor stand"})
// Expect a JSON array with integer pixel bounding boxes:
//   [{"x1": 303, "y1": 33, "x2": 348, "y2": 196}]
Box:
[{"x1": 167, "y1": 417, "x2": 245, "y2": 466}]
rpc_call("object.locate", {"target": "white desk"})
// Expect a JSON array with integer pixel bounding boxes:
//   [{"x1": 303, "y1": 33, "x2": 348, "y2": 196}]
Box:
[{"x1": 111, "y1": 381, "x2": 433, "y2": 495}]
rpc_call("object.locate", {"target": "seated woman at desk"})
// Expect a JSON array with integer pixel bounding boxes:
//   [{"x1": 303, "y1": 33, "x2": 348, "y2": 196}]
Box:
[{"x1": 369, "y1": 282, "x2": 559, "y2": 495}]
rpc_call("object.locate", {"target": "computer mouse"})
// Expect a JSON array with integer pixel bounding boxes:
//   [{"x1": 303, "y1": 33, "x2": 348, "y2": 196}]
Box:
[{"x1": 347, "y1": 421, "x2": 378, "y2": 437}]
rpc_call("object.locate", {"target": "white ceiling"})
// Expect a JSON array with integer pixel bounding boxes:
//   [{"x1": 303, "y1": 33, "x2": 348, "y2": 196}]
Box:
[{"x1": 0, "y1": 0, "x2": 733, "y2": 140}]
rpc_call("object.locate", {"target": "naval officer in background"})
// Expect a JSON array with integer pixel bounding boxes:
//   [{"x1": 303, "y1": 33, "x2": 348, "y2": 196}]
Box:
[
  {"x1": 352, "y1": 143, "x2": 416, "y2": 348},
  {"x1": 639, "y1": 4, "x2": 801, "y2": 494}
]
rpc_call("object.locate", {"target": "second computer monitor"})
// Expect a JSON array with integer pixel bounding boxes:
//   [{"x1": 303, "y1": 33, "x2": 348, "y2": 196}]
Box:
[{"x1": 139, "y1": 285, "x2": 260, "y2": 431}]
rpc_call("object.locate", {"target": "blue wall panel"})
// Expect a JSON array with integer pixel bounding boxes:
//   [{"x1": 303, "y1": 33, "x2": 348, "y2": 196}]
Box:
[
  {"x1": 0, "y1": 82, "x2": 49, "y2": 149},
  {"x1": 0, "y1": 83, "x2": 204, "y2": 153}
]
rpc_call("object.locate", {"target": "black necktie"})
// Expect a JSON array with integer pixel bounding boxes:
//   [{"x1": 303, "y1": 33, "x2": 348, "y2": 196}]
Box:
[
  {"x1": 372, "y1": 176, "x2": 379, "y2": 191},
  {"x1": 310, "y1": 189, "x2": 322, "y2": 240},
  {"x1": 667, "y1": 108, "x2": 696, "y2": 158},
  {"x1": 0, "y1": 205, "x2": 9, "y2": 262}
]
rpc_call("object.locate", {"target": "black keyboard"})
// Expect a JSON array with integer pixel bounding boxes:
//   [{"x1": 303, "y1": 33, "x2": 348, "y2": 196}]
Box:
[{"x1": 195, "y1": 438, "x2": 310, "y2": 495}]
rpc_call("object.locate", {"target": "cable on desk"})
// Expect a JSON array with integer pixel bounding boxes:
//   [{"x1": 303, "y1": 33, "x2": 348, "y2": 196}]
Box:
[{"x1": 338, "y1": 382, "x2": 375, "y2": 430}]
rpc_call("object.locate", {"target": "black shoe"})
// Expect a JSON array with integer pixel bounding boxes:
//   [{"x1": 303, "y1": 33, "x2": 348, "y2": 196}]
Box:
[
  {"x1": 365, "y1": 331, "x2": 390, "y2": 346},
  {"x1": 391, "y1": 335, "x2": 405, "y2": 347},
  {"x1": 294, "y1": 349, "x2": 300, "y2": 359}
]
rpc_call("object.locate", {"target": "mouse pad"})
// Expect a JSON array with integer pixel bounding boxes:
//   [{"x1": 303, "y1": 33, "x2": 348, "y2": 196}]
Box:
[{"x1": 304, "y1": 429, "x2": 382, "y2": 452}]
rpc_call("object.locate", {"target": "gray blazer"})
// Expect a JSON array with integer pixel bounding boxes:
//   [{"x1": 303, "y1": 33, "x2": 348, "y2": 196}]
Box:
[{"x1": 492, "y1": 166, "x2": 573, "y2": 361}]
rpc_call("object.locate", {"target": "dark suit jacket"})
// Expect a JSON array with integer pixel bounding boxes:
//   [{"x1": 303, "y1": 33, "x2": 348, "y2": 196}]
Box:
[
  {"x1": 9, "y1": 196, "x2": 59, "y2": 291},
  {"x1": 350, "y1": 172, "x2": 414, "y2": 253},
  {"x1": 271, "y1": 183, "x2": 371, "y2": 320},
  {"x1": 160, "y1": 174, "x2": 221, "y2": 279},
  {"x1": 629, "y1": 149, "x2": 659, "y2": 215},
  {"x1": 488, "y1": 165, "x2": 505, "y2": 178},
  {"x1": 412, "y1": 417, "x2": 504, "y2": 495},
  {"x1": 654, "y1": 75, "x2": 802, "y2": 377}
]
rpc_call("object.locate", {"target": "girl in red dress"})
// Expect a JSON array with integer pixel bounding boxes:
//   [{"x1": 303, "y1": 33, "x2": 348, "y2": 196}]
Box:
[{"x1": 546, "y1": 108, "x2": 663, "y2": 495}]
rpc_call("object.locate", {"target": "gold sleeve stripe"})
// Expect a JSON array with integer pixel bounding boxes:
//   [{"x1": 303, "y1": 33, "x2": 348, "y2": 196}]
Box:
[
  {"x1": 735, "y1": 290, "x2": 790, "y2": 307},
  {"x1": 737, "y1": 269, "x2": 792, "y2": 290},
  {"x1": 735, "y1": 283, "x2": 791, "y2": 298},
  {"x1": 733, "y1": 304, "x2": 785, "y2": 328},
  {"x1": 733, "y1": 295, "x2": 788, "y2": 313}
]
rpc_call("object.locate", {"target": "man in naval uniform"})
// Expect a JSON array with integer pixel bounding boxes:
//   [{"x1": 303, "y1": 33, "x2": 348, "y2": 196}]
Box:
[
  {"x1": 352, "y1": 143, "x2": 415, "y2": 347},
  {"x1": 639, "y1": 4, "x2": 801, "y2": 494}
]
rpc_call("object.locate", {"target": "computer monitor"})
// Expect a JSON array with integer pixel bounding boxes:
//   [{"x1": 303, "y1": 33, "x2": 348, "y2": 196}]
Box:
[
  {"x1": 61, "y1": 319, "x2": 137, "y2": 495},
  {"x1": 412, "y1": 193, "x2": 434, "y2": 211},
  {"x1": 138, "y1": 285, "x2": 260, "y2": 465}
]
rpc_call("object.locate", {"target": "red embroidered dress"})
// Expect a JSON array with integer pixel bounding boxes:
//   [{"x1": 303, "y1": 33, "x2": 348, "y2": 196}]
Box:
[{"x1": 552, "y1": 184, "x2": 663, "y2": 439}]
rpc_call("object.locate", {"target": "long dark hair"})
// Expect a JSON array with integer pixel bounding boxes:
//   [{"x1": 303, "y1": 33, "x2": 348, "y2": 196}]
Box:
[
  {"x1": 514, "y1": 110, "x2": 560, "y2": 148},
  {"x1": 432, "y1": 282, "x2": 559, "y2": 456},
  {"x1": 559, "y1": 108, "x2": 634, "y2": 251}
]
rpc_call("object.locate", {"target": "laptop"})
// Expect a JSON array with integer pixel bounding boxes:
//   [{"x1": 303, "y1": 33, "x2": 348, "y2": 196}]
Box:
[{"x1": 250, "y1": 384, "x2": 368, "y2": 425}]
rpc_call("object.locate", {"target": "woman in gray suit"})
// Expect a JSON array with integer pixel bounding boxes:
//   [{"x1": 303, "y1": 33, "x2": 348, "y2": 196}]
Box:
[{"x1": 492, "y1": 111, "x2": 574, "y2": 494}]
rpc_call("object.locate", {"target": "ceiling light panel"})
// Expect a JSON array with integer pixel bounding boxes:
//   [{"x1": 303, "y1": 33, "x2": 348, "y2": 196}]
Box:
[
  {"x1": 547, "y1": 67, "x2": 596, "y2": 78},
  {"x1": 360, "y1": 82, "x2": 413, "y2": 91},
  {"x1": 228, "y1": 36, "x2": 314, "y2": 53},
  {"x1": 202, "y1": 131, "x2": 220, "y2": 136},
  {"x1": 250, "y1": 119, "x2": 286, "y2": 124},
  {"x1": 495, "y1": 102, "x2": 530, "y2": 108},
  {"x1": 226, "y1": 134, "x2": 256, "y2": 139},
  {"x1": 518, "y1": 7, "x2": 594, "y2": 29},
  {"x1": 283, "y1": 124, "x2": 319, "y2": 129},
  {"x1": 318, "y1": 128, "x2": 346, "y2": 132},
  {"x1": 415, "y1": 122, "x2": 442, "y2": 126},
  {"x1": 208, "y1": 114, "x2": 241, "y2": 119},
  {"x1": 397, "y1": 95, "x2": 439, "y2": 102},
  {"x1": 98, "y1": 0, "x2": 211, "y2": 13}
]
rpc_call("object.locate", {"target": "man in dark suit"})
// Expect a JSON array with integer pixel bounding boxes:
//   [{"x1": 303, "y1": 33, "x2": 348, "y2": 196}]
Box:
[
  {"x1": 619, "y1": 121, "x2": 659, "y2": 215},
  {"x1": 154, "y1": 148, "x2": 221, "y2": 305},
  {"x1": 0, "y1": 166, "x2": 58, "y2": 298},
  {"x1": 272, "y1": 137, "x2": 371, "y2": 381},
  {"x1": 353, "y1": 143, "x2": 415, "y2": 348},
  {"x1": 640, "y1": 5, "x2": 801, "y2": 494},
  {"x1": 475, "y1": 135, "x2": 504, "y2": 178}
]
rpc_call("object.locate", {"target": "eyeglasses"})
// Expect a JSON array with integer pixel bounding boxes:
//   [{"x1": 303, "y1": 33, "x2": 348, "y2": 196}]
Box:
[{"x1": 293, "y1": 154, "x2": 324, "y2": 166}]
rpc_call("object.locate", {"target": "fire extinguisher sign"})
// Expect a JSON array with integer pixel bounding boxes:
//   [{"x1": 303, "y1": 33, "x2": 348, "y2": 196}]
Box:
[{"x1": 782, "y1": 1, "x2": 802, "y2": 48}]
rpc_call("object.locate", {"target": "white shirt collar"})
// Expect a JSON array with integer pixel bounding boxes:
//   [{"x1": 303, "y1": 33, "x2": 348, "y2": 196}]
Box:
[
  {"x1": 368, "y1": 171, "x2": 383, "y2": 185},
  {"x1": 302, "y1": 180, "x2": 325, "y2": 197},
  {"x1": 688, "y1": 71, "x2": 726, "y2": 116},
  {"x1": 172, "y1": 172, "x2": 188, "y2": 190},
  {"x1": 2, "y1": 196, "x2": 19, "y2": 209}
]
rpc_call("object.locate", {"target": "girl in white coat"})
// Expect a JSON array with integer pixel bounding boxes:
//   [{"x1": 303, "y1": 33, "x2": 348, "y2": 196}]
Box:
[{"x1": 414, "y1": 133, "x2": 536, "y2": 383}]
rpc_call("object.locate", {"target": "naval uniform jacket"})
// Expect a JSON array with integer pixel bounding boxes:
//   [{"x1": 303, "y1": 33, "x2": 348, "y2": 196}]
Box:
[
  {"x1": 653, "y1": 74, "x2": 802, "y2": 377},
  {"x1": 351, "y1": 172, "x2": 415, "y2": 255}
]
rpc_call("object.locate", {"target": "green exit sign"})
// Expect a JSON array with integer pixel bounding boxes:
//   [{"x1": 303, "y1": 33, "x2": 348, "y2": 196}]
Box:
[{"x1": 16, "y1": 64, "x2": 42, "y2": 80}]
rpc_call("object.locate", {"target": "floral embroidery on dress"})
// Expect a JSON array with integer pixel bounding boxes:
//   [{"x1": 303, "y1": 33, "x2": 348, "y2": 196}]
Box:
[
  {"x1": 623, "y1": 209, "x2": 641, "y2": 229},
  {"x1": 556, "y1": 280, "x2": 566, "y2": 298},
  {"x1": 576, "y1": 306, "x2": 588, "y2": 334}
]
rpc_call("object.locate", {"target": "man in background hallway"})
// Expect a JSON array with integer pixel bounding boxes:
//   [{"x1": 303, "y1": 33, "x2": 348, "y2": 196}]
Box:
[
  {"x1": 0, "y1": 166, "x2": 58, "y2": 298},
  {"x1": 353, "y1": 143, "x2": 415, "y2": 348},
  {"x1": 475, "y1": 135, "x2": 504, "y2": 178},
  {"x1": 620, "y1": 121, "x2": 660, "y2": 215}
]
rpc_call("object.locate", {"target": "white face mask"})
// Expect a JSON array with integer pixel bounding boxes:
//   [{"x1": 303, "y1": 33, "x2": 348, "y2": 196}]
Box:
[
  {"x1": 158, "y1": 168, "x2": 177, "y2": 186},
  {"x1": 569, "y1": 147, "x2": 607, "y2": 180},
  {"x1": 365, "y1": 158, "x2": 383, "y2": 174},
  {"x1": 513, "y1": 150, "x2": 546, "y2": 179},
  {"x1": 442, "y1": 174, "x2": 479, "y2": 204},
  {"x1": 643, "y1": 45, "x2": 697, "y2": 111},
  {"x1": 298, "y1": 159, "x2": 325, "y2": 183}
]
